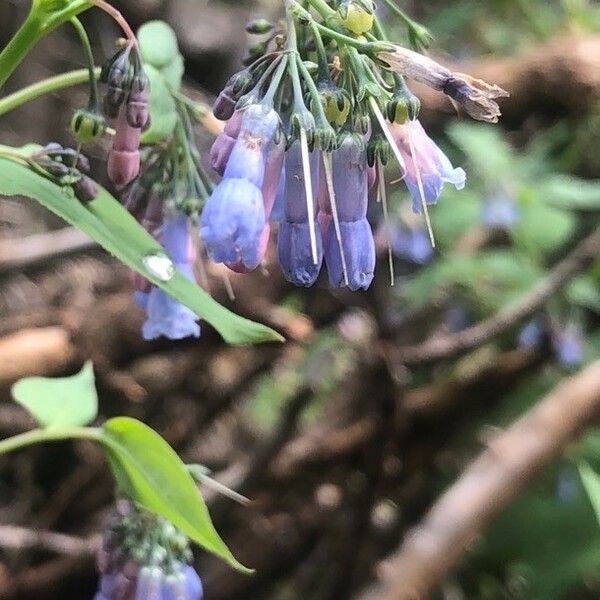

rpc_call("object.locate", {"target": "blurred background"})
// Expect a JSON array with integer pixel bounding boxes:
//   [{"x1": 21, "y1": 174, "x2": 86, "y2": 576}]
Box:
[{"x1": 0, "y1": 0, "x2": 599, "y2": 598}]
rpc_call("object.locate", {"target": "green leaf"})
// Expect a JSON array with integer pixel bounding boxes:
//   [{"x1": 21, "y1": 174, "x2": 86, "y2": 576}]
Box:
[
  {"x1": 141, "y1": 65, "x2": 178, "y2": 144},
  {"x1": 100, "y1": 417, "x2": 251, "y2": 572},
  {"x1": 567, "y1": 276, "x2": 600, "y2": 314},
  {"x1": 0, "y1": 154, "x2": 283, "y2": 345},
  {"x1": 512, "y1": 202, "x2": 576, "y2": 256},
  {"x1": 11, "y1": 362, "x2": 98, "y2": 429},
  {"x1": 578, "y1": 462, "x2": 600, "y2": 526},
  {"x1": 538, "y1": 175, "x2": 600, "y2": 211}
]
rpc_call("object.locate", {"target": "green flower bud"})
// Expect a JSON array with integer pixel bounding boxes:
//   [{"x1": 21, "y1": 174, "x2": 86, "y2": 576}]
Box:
[
  {"x1": 338, "y1": 0, "x2": 375, "y2": 36},
  {"x1": 245, "y1": 18, "x2": 274, "y2": 35},
  {"x1": 367, "y1": 134, "x2": 391, "y2": 167},
  {"x1": 70, "y1": 109, "x2": 107, "y2": 143},
  {"x1": 386, "y1": 86, "x2": 421, "y2": 123}
]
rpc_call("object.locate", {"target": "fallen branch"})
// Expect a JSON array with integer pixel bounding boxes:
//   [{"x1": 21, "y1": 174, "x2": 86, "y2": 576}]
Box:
[
  {"x1": 0, "y1": 525, "x2": 97, "y2": 555},
  {"x1": 364, "y1": 360, "x2": 600, "y2": 600},
  {"x1": 398, "y1": 227, "x2": 600, "y2": 365}
]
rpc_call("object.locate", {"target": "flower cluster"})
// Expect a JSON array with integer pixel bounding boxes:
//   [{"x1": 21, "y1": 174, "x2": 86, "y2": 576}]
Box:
[
  {"x1": 199, "y1": 0, "x2": 501, "y2": 291},
  {"x1": 95, "y1": 500, "x2": 203, "y2": 600}
]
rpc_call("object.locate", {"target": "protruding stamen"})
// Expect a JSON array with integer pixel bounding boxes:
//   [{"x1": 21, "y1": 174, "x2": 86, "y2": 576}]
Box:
[
  {"x1": 377, "y1": 158, "x2": 395, "y2": 287},
  {"x1": 299, "y1": 128, "x2": 319, "y2": 265},
  {"x1": 323, "y1": 152, "x2": 349, "y2": 286},
  {"x1": 221, "y1": 270, "x2": 236, "y2": 301},
  {"x1": 406, "y1": 124, "x2": 436, "y2": 248},
  {"x1": 369, "y1": 96, "x2": 406, "y2": 177}
]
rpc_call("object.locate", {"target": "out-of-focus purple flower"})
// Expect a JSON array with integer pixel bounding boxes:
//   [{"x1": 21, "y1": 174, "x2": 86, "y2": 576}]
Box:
[
  {"x1": 553, "y1": 324, "x2": 584, "y2": 368},
  {"x1": 108, "y1": 110, "x2": 141, "y2": 187},
  {"x1": 384, "y1": 223, "x2": 433, "y2": 264},
  {"x1": 482, "y1": 191, "x2": 519, "y2": 228},
  {"x1": 277, "y1": 141, "x2": 323, "y2": 286},
  {"x1": 445, "y1": 306, "x2": 470, "y2": 332},
  {"x1": 325, "y1": 219, "x2": 375, "y2": 290},
  {"x1": 518, "y1": 319, "x2": 544, "y2": 349},
  {"x1": 140, "y1": 214, "x2": 201, "y2": 340},
  {"x1": 390, "y1": 119, "x2": 465, "y2": 214}
]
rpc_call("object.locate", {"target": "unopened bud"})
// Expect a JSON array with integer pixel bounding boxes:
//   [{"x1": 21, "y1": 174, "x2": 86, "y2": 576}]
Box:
[
  {"x1": 70, "y1": 109, "x2": 107, "y2": 143},
  {"x1": 73, "y1": 175, "x2": 98, "y2": 203},
  {"x1": 367, "y1": 134, "x2": 391, "y2": 167},
  {"x1": 126, "y1": 72, "x2": 150, "y2": 128},
  {"x1": 245, "y1": 18, "x2": 274, "y2": 35},
  {"x1": 338, "y1": 0, "x2": 375, "y2": 36}
]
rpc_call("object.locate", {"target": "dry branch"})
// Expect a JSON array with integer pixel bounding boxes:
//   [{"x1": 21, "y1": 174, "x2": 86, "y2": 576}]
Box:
[
  {"x1": 365, "y1": 360, "x2": 600, "y2": 600},
  {"x1": 397, "y1": 227, "x2": 600, "y2": 365}
]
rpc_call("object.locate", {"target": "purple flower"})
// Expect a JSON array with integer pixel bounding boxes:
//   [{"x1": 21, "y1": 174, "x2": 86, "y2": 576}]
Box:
[
  {"x1": 387, "y1": 224, "x2": 433, "y2": 264},
  {"x1": 201, "y1": 178, "x2": 266, "y2": 268},
  {"x1": 140, "y1": 214, "x2": 201, "y2": 340},
  {"x1": 277, "y1": 142, "x2": 323, "y2": 286},
  {"x1": 482, "y1": 191, "x2": 519, "y2": 228},
  {"x1": 390, "y1": 119, "x2": 465, "y2": 214},
  {"x1": 278, "y1": 221, "x2": 323, "y2": 286},
  {"x1": 553, "y1": 324, "x2": 584, "y2": 367},
  {"x1": 325, "y1": 219, "x2": 375, "y2": 290},
  {"x1": 518, "y1": 319, "x2": 544, "y2": 349},
  {"x1": 108, "y1": 110, "x2": 141, "y2": 187}
]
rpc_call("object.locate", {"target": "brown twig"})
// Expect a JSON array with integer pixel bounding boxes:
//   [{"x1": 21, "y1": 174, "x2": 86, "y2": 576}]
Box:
[
  {"x1": 0, "y1": 525, "x2": 98, "y2": 555},
  {"x1": 397, "y1": 227, "x2": 600, "y2": 365},
  {"x1": 364, "y1": 360, "x2": 600, "y2": 600}
]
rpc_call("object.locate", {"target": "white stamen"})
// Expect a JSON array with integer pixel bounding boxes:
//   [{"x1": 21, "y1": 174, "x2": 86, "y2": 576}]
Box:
[
  {"x1": 323, "y1": 152, "x2": 349, "y2": 287},
  {"x1": 377, "y1": 158, "x2": 395, "y2": 287},
  {"x1": 299, "y1": 128, "x2": 319, "y2": 265},
  {"x1": 221, "y1": 270, "x2": 236, "y2": 301},
  {"x1": 406, "y1": 123, "x2": 436, "y2": 248},
  {"x1": 369, "y1": 96, "x2": 406, "y2": 177}
]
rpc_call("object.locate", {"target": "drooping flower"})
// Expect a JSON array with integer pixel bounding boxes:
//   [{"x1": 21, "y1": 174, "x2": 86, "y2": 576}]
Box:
[
  {"x1": 139, "y1": 213, "x2": 201, "y2": 341},
  {"x1": 108, "y1": 109, "x2": 142, "y2": 187},
  {"x1": 277, "y1": 141, "x2": 323, "y2": 286},
  {"x1": 390, "y1": 119, "x2": 466, "y2": 214},
  {"x1": 384, "y1": 222, "x2": 433, "y2": 264},
  {"x1": 201, "y1": 104, "x2": 281, "y2": 271},
  {"x1": 322, "y1": 132, "x2": 375, "y2": 290}
]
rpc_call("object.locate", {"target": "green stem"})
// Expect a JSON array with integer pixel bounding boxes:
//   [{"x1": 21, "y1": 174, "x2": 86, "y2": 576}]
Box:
[
  {"x1": 70, "y1": 17, "x2": 99, "y2": 109},
  {"x1": 379, "y1": 0, "x2": 417, "y2": 29},
  {"x1": 0, "y1": 68, "x2": 101, "y2": 118},
  {"x1": 305, "y1": 0, "x2": 336, "y2": 19},
  {"x1": 0, "y1": 427, "x2": 101, "y2": 456},
  {"x1": 0, "y1": 0, "x2": 91, "y2": 90}
]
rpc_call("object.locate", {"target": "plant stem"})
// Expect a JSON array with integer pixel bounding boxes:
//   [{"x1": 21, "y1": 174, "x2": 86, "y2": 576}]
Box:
[
  {"x1": 0, "y1": 427, "x2": 101, "y2": 456},
  {"x1": 0, "y1": 0, "x2": 91, "y2": 90},
  {"x1": 70, "y1": 17, "x2": 99, "y2": 109},
  {"x1": 379, "y1": 0, "x2": 417, "y2": 30},
  {"x1": 0, "y1": 68, "x2": 101, "y2": 117}
]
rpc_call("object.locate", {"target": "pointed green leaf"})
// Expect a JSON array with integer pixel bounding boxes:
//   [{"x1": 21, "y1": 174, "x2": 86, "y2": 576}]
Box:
[
  {"x1": 578, "y1": 462, "x2": 600, "y2": 527},
  {"x1": 100, "y1": 417, "x2": 251, "y2": 573},
  {"x1": 0, "y1": 155, "x2": 283, "y2": 345},
  {"x1": 11, "y1": 362, "x2": 98, "y2": 429}
]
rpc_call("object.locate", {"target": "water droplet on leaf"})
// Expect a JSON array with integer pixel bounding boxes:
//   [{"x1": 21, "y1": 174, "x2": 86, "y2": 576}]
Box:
[{"x1": 143, "y1": 252, "x2": 175, "y2": 281}]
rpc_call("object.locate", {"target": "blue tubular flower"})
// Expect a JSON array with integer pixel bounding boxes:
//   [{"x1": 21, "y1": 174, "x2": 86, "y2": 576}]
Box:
[
  {"x1": 278, "y1": 221, "x2": 323, "y2": 286},
  {"x1": 325, "y1": 219, "x2": 375, "y2": 290},
  {"x1": 277, "y1": 141, "x2": 323, "y2": 286},
  {"x1": 200, "y1": 178, "x2": 265, "y2": 268},
  {"x1": 330, "y1": 132, "x2": 369, "y2": 222},
  {"x1": 201, "y1": 104, "x2": 282, "y2": 271},
  {"x1": 322, "y1": 132, "x2": 375, "y2": 290},
  {"x1": 223, "y1": 104, "x2": 280, "y2": 187},
  {"x1": 390, "y1": 119, "x2": 465, "y2": 214},
  {"x1": 482, "y1": 191, "x2": 519, "y2": 228},
  {"x1": 141, "y1": 213, "x2": 201, "y2": 341}
]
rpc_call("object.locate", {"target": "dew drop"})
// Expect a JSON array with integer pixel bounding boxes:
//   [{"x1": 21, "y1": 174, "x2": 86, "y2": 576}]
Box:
[{"x1": 142, "y1": 252, "x2": 175, "y2": 282}]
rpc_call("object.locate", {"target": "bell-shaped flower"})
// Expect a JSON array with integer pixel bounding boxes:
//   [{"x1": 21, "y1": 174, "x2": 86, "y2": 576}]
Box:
[
  {"x1": 390, "y1": 119, "x2": 465, "y2": 214},
  {"x1": 201, "y1": 178, "x2": 266, "y2": 269},
  {"x1": 140, "y1": 214, "x2": 201, "y2": 340},
  {"x1": 553, "y1": 324, "x2": 584, "y2": 368},
  {"x1": 325, "y1": 219, "x2": 375, "y2": 291},
  {"x1": 108, "y1": 110, "x2": 141, "y2": 187},
  {"x1": 388, "y1": 223, "x2": 433, "y2": 264},
  {"x1": 277, "y1": 142, "x2": 323, "y2": 286}
]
